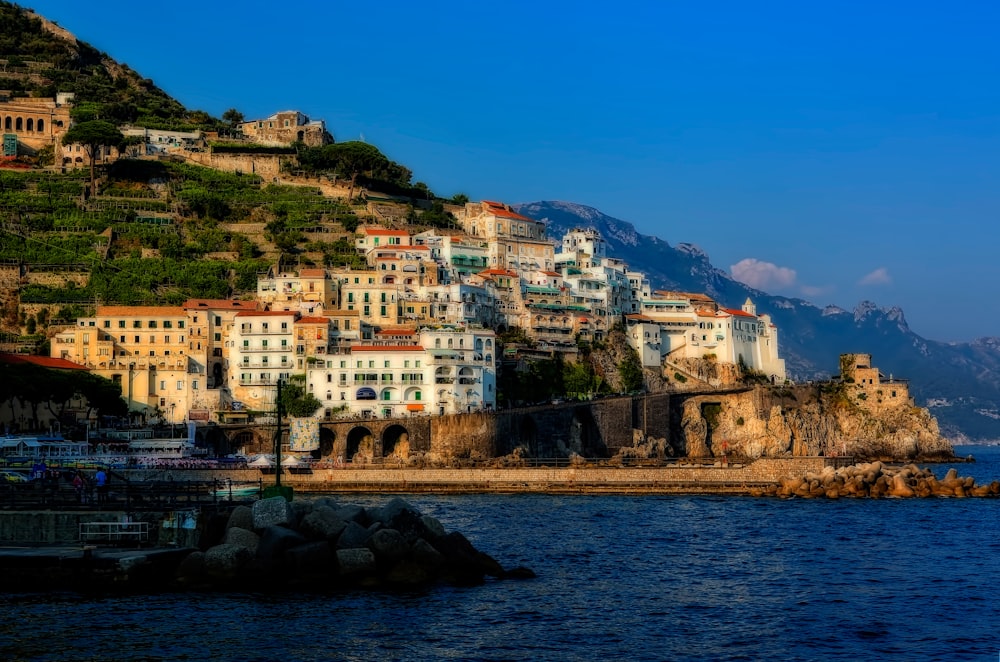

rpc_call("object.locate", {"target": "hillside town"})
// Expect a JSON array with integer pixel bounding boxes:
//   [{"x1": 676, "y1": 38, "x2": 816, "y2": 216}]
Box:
[
  {"x1": 2, "y1": 91, "x2": 786, "y2": 430},
  {"x1": 41, "y1": 200, "x2": 786, "y2": 426}
]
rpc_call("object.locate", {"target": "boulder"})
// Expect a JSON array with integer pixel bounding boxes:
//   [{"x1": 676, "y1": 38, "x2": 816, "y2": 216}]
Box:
[
  {"x1": 226, "y1": 504, "x2": 254, "y2": 531},
  {"x1": 204, "y1": 543, "x2": 254, "y2": 580},
  {"x1": 421, "y1": 515, "x2": 447, "y2": 538},
  {"x1": 410, "y1": 537, "x2": 446, "y2": 570},
  {"x1": 367, "y1": 528, "x2": 409, "y2": 564},
  {"x1": 336, "y1": 521, "x2": 373, "y2": 550},
  {"x1": 224, "y1": 526, "x2": 260, "y2": 554},
  {"x1": 888, "y1": 473, "x2": 915, "y2": 498},
  {"x1": 384, "y1": 559, "x2": 432, "y2": 586},
  {"x1": 253, "y1": 496, "x2": 295, "y2": 530},
  {"x1": 175, "y1": 550, "x2": 206, "y2": 583},
  {"x1": 432, "y1": 531, "x2": 504, "y2": 583},
  {"x1": 283, "y1": 540, "x2": 335, "y2": 578},
  {"x1": 371, "y1": 497, "x2": 417, "y2": 526},
  {"x1": 336, "y1": 548, "x2": 376, "y2": 578},
  {"x1": 256, "y1": 525, "x2": 308, "y2": 562},
  {"x1": 300, "y1": 505, "x2": 347, "y2": 541},
  {"x1": 335, "y1": 504, "x2": 368, "y2": 525}
]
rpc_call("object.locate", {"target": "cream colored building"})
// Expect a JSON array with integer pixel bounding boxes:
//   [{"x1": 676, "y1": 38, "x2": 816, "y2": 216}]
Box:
[
  {"x1": 50, "y1": 306, "x2": 195, "y2": 422},
  {"x1": 462, "y1": 200, "x2": 555, "y2": 273}
]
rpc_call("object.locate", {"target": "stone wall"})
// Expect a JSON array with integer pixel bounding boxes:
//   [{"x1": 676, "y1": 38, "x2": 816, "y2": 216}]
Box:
[
  {"x1": 184, "y1": 150, "x2": 286, "y2": 179},
  {"x1": 132, "y1": 457, "x2": 829, "y2": 494}
]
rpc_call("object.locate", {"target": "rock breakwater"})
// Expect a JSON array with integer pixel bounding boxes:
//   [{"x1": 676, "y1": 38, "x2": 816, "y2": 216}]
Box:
[
  {"x1": 764, "y1": 463, "x2": 1000, "y2": 499},
  {"x1": 177, "y1": 496, "x2": 534, "y2": 590}
]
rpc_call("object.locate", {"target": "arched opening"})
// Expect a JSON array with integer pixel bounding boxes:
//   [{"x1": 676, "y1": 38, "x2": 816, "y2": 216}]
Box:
[
  {"x1": 230, "y1": 429, "x2": 256, "y2": 456},
  {"x1": 297, "y1": 130, "x2": 305, "y2": 141},
  {"x1": 346, "y1": 426, "x2": 374, "y2": 462},
  {"x1": 314, "y1": 427, "x2": 335, "y2": 460},
  {"x1": 3, "y1": 117, "x2": 10, "y2": 130},
  {"x1": 382, "y1": 424, "x2": 410, "y2": 458},
  {"x1": 15, "y1": 117, "x2": 23, "y2": 131},
  {"x1": 37, "y1": 119, "x2": 43, "y2": 132},
  {"x1": 26, "y1": 118, "x2": 33, "y2": 132}
]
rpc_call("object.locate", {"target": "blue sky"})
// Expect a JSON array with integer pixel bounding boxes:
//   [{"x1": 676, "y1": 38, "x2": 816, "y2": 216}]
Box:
[{"x1": 24, "y1": 1, "x2": 1000, "y2": 342}]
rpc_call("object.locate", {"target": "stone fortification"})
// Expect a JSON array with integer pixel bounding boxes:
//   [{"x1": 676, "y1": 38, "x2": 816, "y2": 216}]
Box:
[{"x1": 670, "y1": 383, "x2": 953, "y2": 462}]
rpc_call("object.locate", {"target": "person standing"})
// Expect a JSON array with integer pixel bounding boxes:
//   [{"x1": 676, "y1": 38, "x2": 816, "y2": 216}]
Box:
[{"x1": 95, "y1": 468, "x2": 108, "y2": 505}]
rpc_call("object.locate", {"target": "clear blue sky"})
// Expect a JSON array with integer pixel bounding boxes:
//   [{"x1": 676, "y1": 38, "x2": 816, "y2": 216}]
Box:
[{"x1": 24, "y1": 0, "x2": 1000, "y2": 342}]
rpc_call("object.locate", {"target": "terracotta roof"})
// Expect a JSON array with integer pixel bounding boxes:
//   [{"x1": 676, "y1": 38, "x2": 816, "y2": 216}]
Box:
[
  {"x1": 625, "y1": 314, "x2": 654, "y2": 322},
  {"x1": 97, "y1": 306, "x2": 185, "y2": 317},
  {"x1": 235, "y1": 311, "x2": 299, "y2": 317},
  {"x1": 482, "y1": 200, "x2": 534, "y2": 222},
  {"x1": 296, "y1": 317, "x2": 329, "y2": 324},
  {"x1": 0, "y1": 354, "x2": 89, "y2": 371},
  {"x1": 376, "y1": 328, "x2": 415, "y2": 336},
  {"x1": 350, "y1": 345, "x2": 425, "y2": 352},
  {"x1": 723, "y1": 308, "x2": 756, "y2": 318},
  {"x1": 479, "y1": 268, "x2": 518, "y2": 277},
  {"x1": 183, "y1": 299, "x2": 259, "y2": 310},
  {"x1": 298, "y1": 269, "x2": 326, "y2": 278}
]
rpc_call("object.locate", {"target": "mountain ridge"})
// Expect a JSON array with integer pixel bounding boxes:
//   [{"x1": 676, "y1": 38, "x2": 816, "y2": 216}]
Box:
[{"x1": 514, "y1": 201, "x2": 1000, "y2": 441}]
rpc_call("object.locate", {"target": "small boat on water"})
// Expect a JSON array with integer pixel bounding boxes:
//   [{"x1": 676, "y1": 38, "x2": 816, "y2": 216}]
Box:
[{"x1": 211, "y1": 480, "x2": 261, "y2": 499}]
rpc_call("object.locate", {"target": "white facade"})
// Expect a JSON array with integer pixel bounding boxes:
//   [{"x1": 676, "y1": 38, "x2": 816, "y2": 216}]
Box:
[{"x1": 227, "y1": 311, "x2": 298, "y2": 410}]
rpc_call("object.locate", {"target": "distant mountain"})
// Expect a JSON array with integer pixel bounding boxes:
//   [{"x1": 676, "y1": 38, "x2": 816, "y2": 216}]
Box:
[{"x1": 515, "y1": 201, "x2": 1000, "y2": 441}]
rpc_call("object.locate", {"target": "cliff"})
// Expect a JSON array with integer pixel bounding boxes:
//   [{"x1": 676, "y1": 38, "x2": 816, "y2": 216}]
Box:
[{"x1": 669, "y1": 384, "x2": 955, "y2": 462}]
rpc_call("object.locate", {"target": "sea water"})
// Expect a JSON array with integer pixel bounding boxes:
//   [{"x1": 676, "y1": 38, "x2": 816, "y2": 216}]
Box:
[{"x1": 1, "y1": 447, "x2": 998, "y2": 661}]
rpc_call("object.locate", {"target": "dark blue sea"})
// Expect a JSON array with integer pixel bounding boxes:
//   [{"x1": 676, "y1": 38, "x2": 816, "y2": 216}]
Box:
[{"x1": 2, "y1": 446, "x2": 999, "y2": 661}]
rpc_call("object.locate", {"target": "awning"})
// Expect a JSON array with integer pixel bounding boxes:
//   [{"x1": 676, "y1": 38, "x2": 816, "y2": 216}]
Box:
[{"x1": 406, "y1": 404, "x2": 425, "y2": 411}]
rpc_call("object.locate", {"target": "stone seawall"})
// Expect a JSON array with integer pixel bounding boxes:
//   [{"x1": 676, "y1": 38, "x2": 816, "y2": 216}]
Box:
[{"x1": 137, "y1": 458, "x2": 829, "y2": 495}]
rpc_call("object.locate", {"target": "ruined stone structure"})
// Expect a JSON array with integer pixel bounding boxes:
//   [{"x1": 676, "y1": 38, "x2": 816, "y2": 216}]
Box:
[
  {"x1": 0, "y1": 92, "x2": 73, "y2": 155},
  {"x1": 239, "y1": 111, "x2": 332, "y2": 147}
]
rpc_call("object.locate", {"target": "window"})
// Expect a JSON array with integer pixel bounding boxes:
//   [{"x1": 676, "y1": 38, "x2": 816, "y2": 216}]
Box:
[
  {"x1": 192, "y1": 380, "x2": 199, "y2": 390},
  {"x1": 118, "y1": 320, "x2": 126, "y2": 329},
  {"x1": 160, "y1": 380, "x2": 166, "y2": 390},
  {"x1": 176, "y1": 380, "x2": 184, "y2": 390},
  {"x1": 415, "y1": 391, "x2": 422, "y2": 401},
  {"x1": 384, "y1": 360, "x2": 390, "y2": 368},
  {"x1": 149, "y1": 321, "x2": 157, "y2": 329},
  {"x1": 164, "y1": 321, "x2": 173, "y2": 329},
  {"x1": 369, "y1": 360, "x2": 375, "y2": 368},
  {"x1": 415, "y1": 360, "x2": 420, "y2": 368},
  {"x1": 103, "y1": 321, "x2": 110, "y2": 328},
  {"x1": 214, "y1": 333, "x2": 221, "y2": 341}
]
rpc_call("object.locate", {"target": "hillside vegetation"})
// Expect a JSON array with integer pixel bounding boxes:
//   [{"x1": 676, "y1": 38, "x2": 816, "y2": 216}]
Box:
[{"x1": 0, "y1": 1, "x2": 215, "y2": 130}]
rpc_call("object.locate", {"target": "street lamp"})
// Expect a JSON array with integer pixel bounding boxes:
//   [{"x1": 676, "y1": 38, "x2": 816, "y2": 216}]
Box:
[{"x1": 170, "y1": 403, "x2": 176, "y2": 438}]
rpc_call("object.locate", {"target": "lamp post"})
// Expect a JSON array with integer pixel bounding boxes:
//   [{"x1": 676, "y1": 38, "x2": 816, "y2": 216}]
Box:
[{"x1": 170, "y1": 403, "x2": 176, "y2": 438}]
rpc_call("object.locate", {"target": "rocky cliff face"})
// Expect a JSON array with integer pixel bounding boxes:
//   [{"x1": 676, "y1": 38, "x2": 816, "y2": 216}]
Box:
[{"x1": 669, "y1": 385, "x2": 954, "y2": 462}]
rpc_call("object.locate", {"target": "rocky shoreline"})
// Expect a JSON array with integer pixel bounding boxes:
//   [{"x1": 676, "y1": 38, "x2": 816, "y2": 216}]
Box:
[
  {"x1": 176, "y1": 496, "x2": 534, "y2": 591},
  {"x1": 760, "y1": 462, "x2": 999, "y2": 499}
]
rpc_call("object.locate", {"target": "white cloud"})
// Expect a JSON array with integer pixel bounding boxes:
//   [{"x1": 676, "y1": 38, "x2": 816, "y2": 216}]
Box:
[
  {"x1": 858, "y1": 267, "x2": 891, "y2": 286},
  {"x1": 730, "y1": 258, "x2": 797, "y2": 290}
]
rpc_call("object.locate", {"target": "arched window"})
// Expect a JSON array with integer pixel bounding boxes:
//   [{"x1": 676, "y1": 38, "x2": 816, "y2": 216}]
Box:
[
  {"x1": 3, "y1": 117, "x2": 10, "y2": 130},
  {"x1": 15, "y1": 117, "x2": 23, "y2": 131},
  {"x1": 37, "y1": 119, "x2": 43, "y2": 132},
  {"x1": 435, "y1": 338, "x2": 441, "y2": 348},
  {"x1": 447, "y1": 338, "x2": 453, "y2": 348},
  {"x1": 26, "y1": 118, "x2": 33, "y2": 132}
]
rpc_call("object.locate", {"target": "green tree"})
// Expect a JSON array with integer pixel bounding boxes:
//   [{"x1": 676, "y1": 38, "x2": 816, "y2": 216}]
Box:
[
  {"x1": 222, "y1": 108, "x2": 245, "y2": 128},
  {"x1": 61, "y1": 120, "x2": 125, "y2": 194},
  {"x1": 279, "y1": 375, "x2": 322, "y2": 418},
  {"x1": 619, "y1": 348, "x2": 645, "y2": 393}
]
